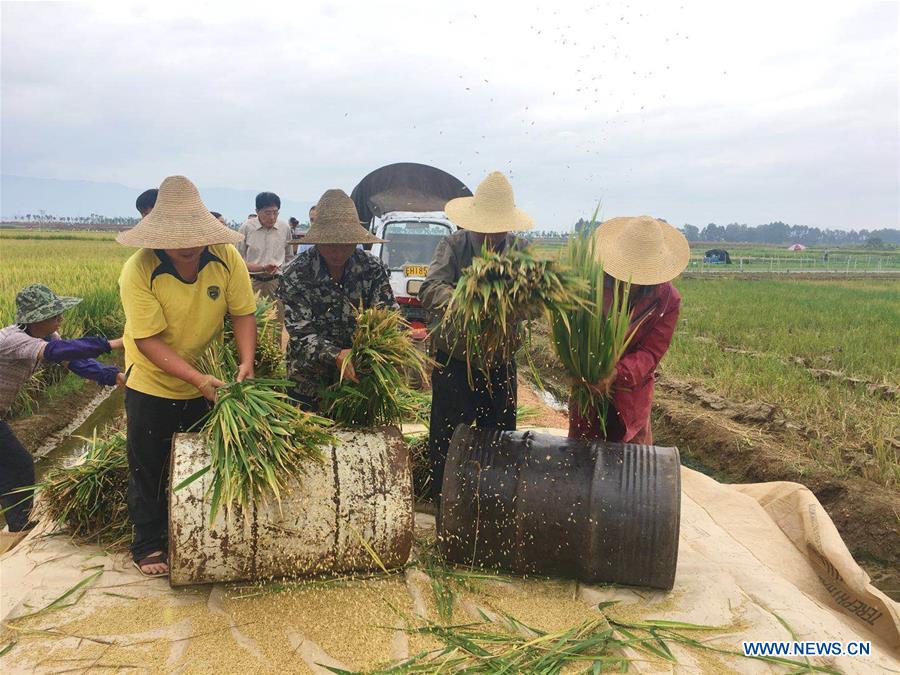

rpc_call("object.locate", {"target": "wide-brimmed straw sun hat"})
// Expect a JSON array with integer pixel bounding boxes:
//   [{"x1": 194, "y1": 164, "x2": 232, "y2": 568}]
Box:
[
  {"x1": 116, "y1": 176, "x2": 243, "y2": 249},
  {"x1": 299, "y1": 189, "x2": 385, "y2": 245},
  {"x1": 593, "y1": 216, "x2": 690, "y2": 286},
  {"x1": 444, "y1": 171, "x2": 533, "y2": 234},
  {"x1": 15, "y1": 284, "x2": 81, "y2": 324}
]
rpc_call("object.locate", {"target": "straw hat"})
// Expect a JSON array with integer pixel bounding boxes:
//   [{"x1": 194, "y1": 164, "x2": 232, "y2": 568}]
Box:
[
  {"x1": 444, "y1": 171, "x2": 533, "y2": 234},
  {"x1": 116, "y1": 176, "x2": 243, "y2": 249},
  {"x1": 299, "y1": 189, "x2": 385, "y2": 245},
  {"x1": 593, "y1": 216, "x2": 690, "y2": 285}
]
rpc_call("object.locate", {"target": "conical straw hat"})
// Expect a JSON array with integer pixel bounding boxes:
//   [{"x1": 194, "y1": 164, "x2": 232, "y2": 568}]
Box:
[
  {"x1": 444, "y1": 171, "x2": 533, "y2": 234},
  {"x1": 116, "y1": 176, "x2": 243, "y2": 249},
  {"x1": 299, "y1": 189, "x2": 385, "y2": 245},
  {"x1": 593, "y1": 216, "x2": 690, "y2": 285}
]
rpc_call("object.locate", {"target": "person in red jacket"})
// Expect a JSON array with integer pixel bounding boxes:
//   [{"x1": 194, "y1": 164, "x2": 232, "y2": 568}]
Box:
[{"x1": 568, "y1": 216, "x2": 689, "y2": 444}]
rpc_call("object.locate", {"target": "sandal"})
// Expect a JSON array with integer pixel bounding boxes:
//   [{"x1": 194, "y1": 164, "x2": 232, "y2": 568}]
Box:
[{"x1": 133, "y1": 551, "x2": 169, "y2": 578}]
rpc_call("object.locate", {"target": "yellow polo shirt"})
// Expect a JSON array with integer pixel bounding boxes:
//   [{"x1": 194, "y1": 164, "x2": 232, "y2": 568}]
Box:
[{"x1": 119, "y1": 244, "x2": 256, "y2": 399}]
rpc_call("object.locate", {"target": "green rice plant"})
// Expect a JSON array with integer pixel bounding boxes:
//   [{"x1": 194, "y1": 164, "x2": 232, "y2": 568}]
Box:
[
  {"x1": 550, "y1": 218, "x2": 640, "y2": 435},
  {"x1": 13, "y1": 430, "x2": 131, "y2": 549},
  {"x1": 327, "y1": 603, "x2": 838, "y2": 674},
  {"x1": 183, "y1": 379, "x2": 333, "y2": 524},
  {"x1": 321, "y1": 306, "x2": 430, "y2": 427},
  {"x1": 441, "y1": 245, "x2": 583, "y2": 386}
]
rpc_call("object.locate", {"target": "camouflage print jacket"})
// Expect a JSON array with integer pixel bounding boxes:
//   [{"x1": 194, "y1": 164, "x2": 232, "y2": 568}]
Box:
[{"x1": 276, "y1": 248, "x2": 398, "y2": 401}]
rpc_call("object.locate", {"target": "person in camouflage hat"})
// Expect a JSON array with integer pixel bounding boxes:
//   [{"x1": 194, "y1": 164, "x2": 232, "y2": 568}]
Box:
[
  {"x1": 1, "y1": 284, "x2": 124, "y2": 533},
  {"x1": 14, "y1": 284, "x2": 82, "y2": 323},
  {"x1": 277, "y1": 188, "x2": 398, "y2": 410}
]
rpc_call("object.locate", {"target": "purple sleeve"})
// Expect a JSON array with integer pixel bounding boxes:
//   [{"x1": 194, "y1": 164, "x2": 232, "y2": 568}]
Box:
[
  {"x1": 67, "y1": 359, "x2": 120, "y2": 386},
  {"x1": 42, "y1": 336, "x2": 111, "y2": 363}
]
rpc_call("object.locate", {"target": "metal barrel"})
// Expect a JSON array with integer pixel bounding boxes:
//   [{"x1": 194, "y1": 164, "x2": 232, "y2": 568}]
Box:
[
  {"x1": 168, "y1": 427, "x2": 413, "y2": 586},
  {"x1": 438, "y1": 426, "x2": 681, "y2": 589}
]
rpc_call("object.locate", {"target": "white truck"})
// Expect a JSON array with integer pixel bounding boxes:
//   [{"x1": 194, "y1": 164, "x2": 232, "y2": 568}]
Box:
[
  {"x1": 368, "y1": 211, "x2": 455, "y2": 337},
  {"x1": 351, "y1": 163, "x2": 472, "y2": 338}
]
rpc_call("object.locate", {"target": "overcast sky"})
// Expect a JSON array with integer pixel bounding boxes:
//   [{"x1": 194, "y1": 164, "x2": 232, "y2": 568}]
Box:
[{"x1": 2, "y1": 0, "x2": 898, "y2": 230}]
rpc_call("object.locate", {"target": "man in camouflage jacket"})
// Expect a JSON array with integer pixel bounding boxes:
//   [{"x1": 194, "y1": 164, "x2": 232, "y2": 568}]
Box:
[{"x1": 277, "y1": 189, "x2": 397, "y2": 410}]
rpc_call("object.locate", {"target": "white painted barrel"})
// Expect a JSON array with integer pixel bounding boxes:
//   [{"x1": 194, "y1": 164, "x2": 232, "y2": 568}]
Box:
[{"x1": 168, "y1": 427, "x2": 413, "y2": 586}]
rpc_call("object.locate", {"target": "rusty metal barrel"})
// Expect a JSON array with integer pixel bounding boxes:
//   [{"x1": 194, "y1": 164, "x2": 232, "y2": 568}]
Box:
[
  {"x1": 168, "y1": 427, "x2": 413, "y2": 586},
  {"x1": 438, "y1": 426, "x2": 681, "y2": 589}
]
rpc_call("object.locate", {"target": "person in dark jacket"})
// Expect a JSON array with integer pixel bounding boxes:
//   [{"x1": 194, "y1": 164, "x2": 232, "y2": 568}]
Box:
[
  {"x1": 568, "y1": 216, "x2": 689, "y2": 443},
  {"x1": 278, "y1": 189, "x2": 397, "y2": 411},
  {"x1": 419, "y1": 171, "x2": 533, "y2": 503},
  {"x1": 1, "y1": 284, "x2": 124, "y2": 532}
]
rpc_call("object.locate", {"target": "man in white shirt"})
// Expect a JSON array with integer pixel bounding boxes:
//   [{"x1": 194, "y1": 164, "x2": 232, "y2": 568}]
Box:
[{"x1": 237, "y1": 191, "x2": 293, "y2": 324}]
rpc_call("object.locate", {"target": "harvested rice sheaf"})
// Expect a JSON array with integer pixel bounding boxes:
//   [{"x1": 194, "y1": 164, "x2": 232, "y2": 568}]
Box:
[
  {"x1": 321, "y1": 306, "x2": 430, "y2": 428},
  {"x1": 186, "y1": 380, "x2": 333, "y2": 524},
  {"x1": 24, "y1": 430, "x2": 130, "y2": 548},
  {"x1": 441, "y1": 245, "x2": 583, "y2": 386},
  {"x1": 550, "y1": 219, "x2": 639, "y2": 433}
]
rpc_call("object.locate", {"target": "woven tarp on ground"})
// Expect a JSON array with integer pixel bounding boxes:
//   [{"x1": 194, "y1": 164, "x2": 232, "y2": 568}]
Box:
[{"x1": 2, "y1": 462, "x2": 898, "y2": 673}]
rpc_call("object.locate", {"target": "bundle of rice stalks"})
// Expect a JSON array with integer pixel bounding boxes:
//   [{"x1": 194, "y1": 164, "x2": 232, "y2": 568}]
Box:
[
  {"x1": 24, "y1": 430, "x2": 130, "y2": 549},
  {"x1": 550, "y1": 219, "x2": 639, "y2": 434},
  {"x1": 178, "y1": 379, "x2": 333, "y2": 523},
  {"x1": 201, "y1": 296, "x2": 283, "y2": 381},
  {"x1": 441, "y1": 246, "x2": 582, "y2": 385},
  {"x1": 321, "y1": 306, "x2": 430, "y2": 427},
  {"x1": 247, "y1": 295, "x2": 284, "y2": 379},
  {"x1": 377, "y1": 605, "x2": 825, "y2": 673}
]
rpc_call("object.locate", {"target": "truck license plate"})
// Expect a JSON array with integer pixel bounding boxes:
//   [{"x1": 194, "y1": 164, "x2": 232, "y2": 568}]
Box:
[{"x1": 404, "y1": 265, "x2": 428, "y2": 277}]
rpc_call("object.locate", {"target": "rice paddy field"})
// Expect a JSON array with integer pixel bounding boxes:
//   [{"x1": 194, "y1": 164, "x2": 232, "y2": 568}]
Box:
[
  {"x1": 533, "y1": 240, "x2": 900, "y2": 273},
  {"x1": 0, "y1": 229, "x2": 129, "y2": 336},
  {"x1": 667, "y1": 276, "x2": 899, "y2": 487}
]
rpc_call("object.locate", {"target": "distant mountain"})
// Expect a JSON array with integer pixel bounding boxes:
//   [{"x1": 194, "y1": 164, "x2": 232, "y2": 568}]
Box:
[{"x1": 0, "y1": 175, "x2": 314, "y2": 224}]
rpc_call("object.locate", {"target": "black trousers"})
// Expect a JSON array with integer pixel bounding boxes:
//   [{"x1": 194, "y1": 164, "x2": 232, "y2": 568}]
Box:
[
  {"x1": 125, "y1": 388, "x2": 209, "y2": 561},
  {"x1": 0, "y1": 419, "x2": 35, "y2": 531},
  {"x1": 428, "y1": 353, "x2": 517, "y2": 502}
]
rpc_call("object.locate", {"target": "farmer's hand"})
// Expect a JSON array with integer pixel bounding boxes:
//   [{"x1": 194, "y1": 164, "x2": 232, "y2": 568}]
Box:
[
  {"x1": 592, "y1": 370, "x2": 618, "y2": 397},
  {"x1": 108, "y1": 337, "x2": 124, "y2": 350},
  {"x1": 336, "y1": 349, "x2": 358, "y2": 383},
  {"x1": 236, "y1": 361, "x2": 254, "y2": 382},
  {"x1": 115, "y1": 372, "x2": 126, "y2": 389},
  {"x1": 265, "y1": 264, "x2": 279, "y2": 274},
  {"x1": 197, "y1": 375, "x2": 226, "y2": 402}
]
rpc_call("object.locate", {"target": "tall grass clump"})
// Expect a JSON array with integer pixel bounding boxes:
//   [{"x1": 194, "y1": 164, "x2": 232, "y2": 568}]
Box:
[
  {"x1": 321, "y1": 306, "x2": 430, "y2": 427},
  {"x1": 441, "y1": 245, "x2": 582, "y2": 385},
  {"x1": 550, "y1": 221, "x2": 639, "y2": 435}
]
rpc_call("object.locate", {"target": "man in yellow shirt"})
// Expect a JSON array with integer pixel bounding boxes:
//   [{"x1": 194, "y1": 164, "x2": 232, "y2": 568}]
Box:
[{"x1": 117, "y1": 175, "x2": 257, "y2": 577}]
